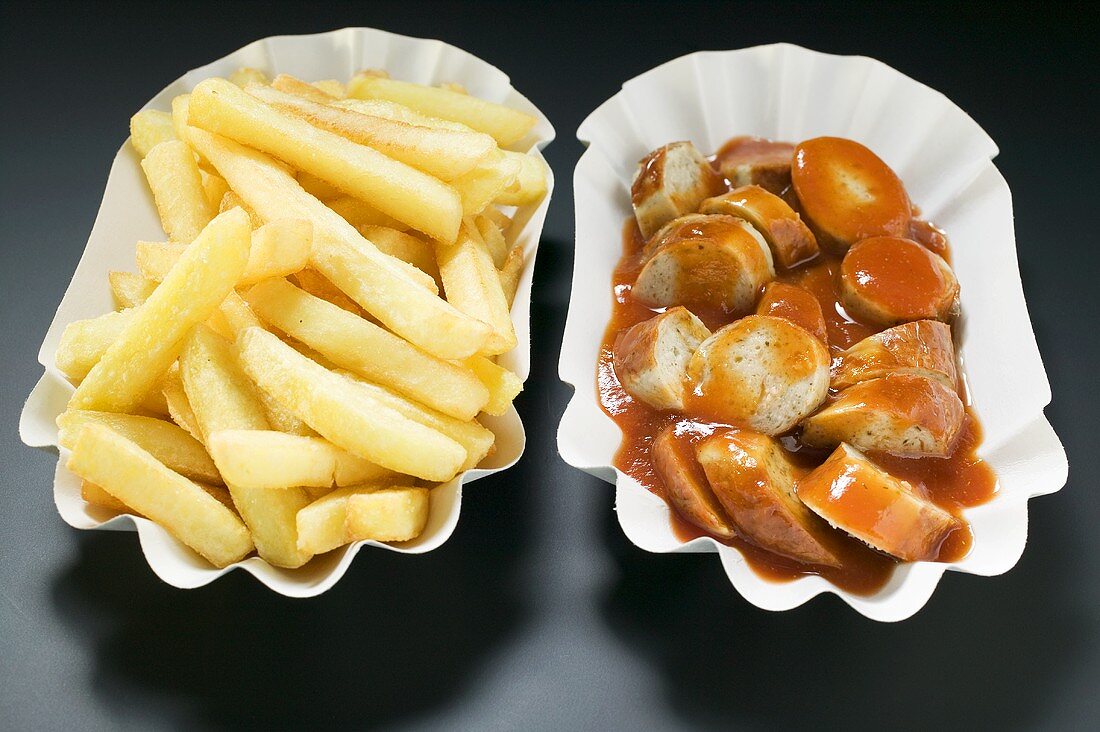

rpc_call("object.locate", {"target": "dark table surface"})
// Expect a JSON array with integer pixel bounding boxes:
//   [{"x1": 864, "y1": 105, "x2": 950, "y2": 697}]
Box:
[{"x1": 2, "y1": 2, "x2": 1097, "y2": 729}]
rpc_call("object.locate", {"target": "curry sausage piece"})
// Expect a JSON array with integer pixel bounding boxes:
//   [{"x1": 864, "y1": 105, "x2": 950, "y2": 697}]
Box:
[
  {"x1": 652, "y1": 426, "x2": 734, "y2": 538},
  {"x1": 833, "y1": 320, "x2": 957, "y2": 390},
  {"x1": 839, "y1": 236, "x2": 959, "y2": 326},
  {"x1": 801, "y1": 373, "x2": 965, "y2": 457},
  {"x1": 686, "y1": 315, "x2": 830, "y2": 434},
  {"x1": 755, "y1": 281, "x2": 829, "y2": 346},
  {"x1": 796, "y1": 443, "x2": 962, "y2": 562},
  {"x1": 631, "y1": 141, "x2": 728, "y2": 238},
  {"x1": 700, "y1": 185, "x2": 818, "y2": 268},
  {"x1": 633, "y1": 214, "x2": 774, "y2": 315},
  {"x1": 612, "y1": 306, "x2": 711, "y2": 411},
  {"x1": 791, "y1": 136, "x2": 911, "y2": 249},
  {"x1": 696, "y1": 429, "x2": 841, "y2": 567},
  {"x1": 713, "y1": 136, "x2": 795, "y2": 195}
]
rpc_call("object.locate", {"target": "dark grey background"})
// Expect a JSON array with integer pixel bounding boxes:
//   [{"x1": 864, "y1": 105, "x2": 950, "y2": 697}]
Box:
[{"x1": 2, "y1": 2, "x2": 1097, "y2": 729}]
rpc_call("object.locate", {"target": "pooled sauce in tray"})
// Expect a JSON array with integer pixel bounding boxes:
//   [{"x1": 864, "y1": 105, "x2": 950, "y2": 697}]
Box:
[{"x1": 598, "y1": 139, "x2": 997, "y2": 594}]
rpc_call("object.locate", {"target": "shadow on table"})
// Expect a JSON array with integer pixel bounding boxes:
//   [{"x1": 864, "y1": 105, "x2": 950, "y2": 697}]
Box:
[{"x1": 598, "y1": 495, "x2": 1086, "y2": 731}]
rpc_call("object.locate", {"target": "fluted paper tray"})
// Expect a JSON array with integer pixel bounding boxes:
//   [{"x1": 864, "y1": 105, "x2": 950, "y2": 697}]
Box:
[
  {"x1": 18, "y1": 27, "x2": 555, "y2": 596},
  {"x1": 557, "y1": 44, "x2": 1067, "y2": 621}
]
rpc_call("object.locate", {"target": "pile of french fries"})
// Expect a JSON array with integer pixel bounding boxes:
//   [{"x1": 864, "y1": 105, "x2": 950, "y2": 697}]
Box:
[{"x1": 56, "y1": 68, "x2": 544, "y2": 570}]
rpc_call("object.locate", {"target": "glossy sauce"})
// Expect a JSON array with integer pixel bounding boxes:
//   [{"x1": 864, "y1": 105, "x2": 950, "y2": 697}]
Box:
[
  {"x1": 842, "y1": 236, "x2": 954, "y2": 321},
  {"x1": 598, "y1": 138, "x2": 998, "y2": 594}
]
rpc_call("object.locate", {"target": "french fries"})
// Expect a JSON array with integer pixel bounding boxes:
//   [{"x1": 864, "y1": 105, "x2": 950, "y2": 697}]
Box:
[
  {"x1": 188, "y1": 78, "x2": 463, "y2": 242},
  {"x1": 244, "y1": 277, "x2": 488, "y2": 420},
  {"x1": 69, "y1": 209, "x2": 250, "y2": 412},
  {"x1": 436, "y1": 222, "x2": 517, "y2": 355},
  {"x1": 141, "y1": 139, "x2": 215, "y2": 242},
  {"x1": 67, "y1": 425, "x2": 253, "y2": 567},
  {"x1": 52, "y1": 65, "x2": 542, "y2": 573},
  {"x1": 347, "y1": 75, "x2": 536, "y2": 146},
  {"x1": 238, "y1": 327, "x2": 467, "y2": 481}
]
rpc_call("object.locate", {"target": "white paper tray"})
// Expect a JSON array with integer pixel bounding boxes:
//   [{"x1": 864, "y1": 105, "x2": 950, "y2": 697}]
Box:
[
  {"x1": 557, "y1": 43, "x2": 1066, "y2": 621},
  {"x1": 18, "y1": 27, "x2": 555, "y2": 597}
]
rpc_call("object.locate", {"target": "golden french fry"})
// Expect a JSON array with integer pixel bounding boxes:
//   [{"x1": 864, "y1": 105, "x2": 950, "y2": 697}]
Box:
[
  {"x1": 229, "y1": 67, "x2": 269, "y2": 87},
  {"x1": 324, "y1": 195, "x2": 409, "y2": 232},
  {"x1": 69, "y1": 209, "x2": 251, "y2": 412},
  {"x1": 436, "y1": 222, "x2": 517, "y2": 355},
  {"x1": 296, "y1": 485, "x2": 375, "y2": 555},
  {"x1": 334, "y1": 98, "x2": 474, "y2": 132},
  {"x1": 207, "y1": 429, "x2": 397, "y2": 490},
  {"x1": 465, "y1": 355, "x2": 523, "y2": 416},
  {"x1": 180, "y1": 324, "x2": 313, "y2": 568},
  {"x1": 346, "y1": 487, "x2": 429, "y2": 542},
  {"x1": 137, "y1": 219, "x2": 311, "y2": 285},
  {"x1": 289, "y1": 268, "x2": 363, "y2": 315},
  {"x1": 495, "y1": 151, "x2": 548, "y2": 206},
  {"x1": 339, "y1": 371, "x2": 495, "y2": 472},
  {"x1": 201, "y1": 171, "x2": 230, "y2": 209},
  {"x1": 57, "y1": 409, "x2": 221, "y2": 484},
  {"x1": 359, "y1": 225, "x2": 439, "y2": 283},
  {"x1": 170, "y1": 94, "x2": 192, "y2": 142},
  {"x1": 244, "y1": 278, "x2": 489, "y2": 420},
  {"x1": 188, "y1": 129, "x2": 492, "y2": 359},
  {"x1": 141, "y1": 139, "x2": 217, "y2": 242},
  {"x1": 482, "y1": 206, "x2": 512, "y2": 231},
  {"x1": 161, "y1": 364, "x2": 203, "y2": 440},
  {"x1": 238, "y1": 327, "x2": 467, "y2": 481},
  {"x1": 450, "y1": 151, "x2": 521, "y2": 215},
  {"x1": 347, "y1": 75, "x2": 536, "y2": 146},
  {"x1": 82, "y1": 479, "x2": 132, "y2": 514},
  {"x1": 298, "y1": 171, "x2": 343, "y2": 200},
  {"x1": 312, "y1": 79, "x2": 346, "y2": 98},
  {"x1": 271, "y1": 73, "x2": 337, "y2": 103},
  {"x1": 129, "y1": 109, "x2": 176, "y2": 157},
  {"x1": 138, "y1": 386, "x2": 171, "y2": 418},
  {"x1": 499, "y1": 245, "x2": 526, "y2": 308},
  {"x1": 248, "y1": 84, "x2": 496, "y2": 180},
  {"x1": 219, "y1": 190, "x2": 263, "y2": 227},
  {"x1": 108, "y1": 272, "x2": 157, "y2": 309},
  {"x1": 188, "y1": 78, "x2": 462, "y2": 242},
  {"x1": 67, "y1": 425, "x2": 253, "y2": 568},
  {"x1": 475, "y1": 214, "x2": 508, "y2": 267},
  {"x1": 56, "y1": 309, "x2": 133, "y2": 381}
]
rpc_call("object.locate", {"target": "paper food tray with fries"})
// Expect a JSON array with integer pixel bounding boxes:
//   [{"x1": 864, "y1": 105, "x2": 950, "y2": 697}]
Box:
[{"x1": 18, "y1": 27, "x2": 555, "y2": 596}]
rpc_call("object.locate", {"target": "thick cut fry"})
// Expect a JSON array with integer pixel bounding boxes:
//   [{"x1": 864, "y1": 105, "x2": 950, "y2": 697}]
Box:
[
  {"x1": 170, "y1": 94, "x2": 192, "y2": 143},
  {"x1": 312, "y1": 79, "x2": 346, "y2": 98},
  {"x1": 248, "y1": 84, "x2": 496, "y2": 180},
  {"x1": 188, "y1": 129, "x2": 492, "y2": 359},
  {"x1": 229, "y1": 67, "x2": 269, "y2": 87},
  {"x1": 482, "y1": 206, "x2": 512, "y2": 231},
  {"x1": 348, "y1": 75, "x2": 536, "y2": 147},
  {"x1": 334, "y1": 98, "x2": 474, "y2": 132},
  {"x1": 296, "y1": 485, "x2": 376, "y2": 555},
  {"x1": 325, "y1": 195, "x2": 409, "y2": 232},
  {"x1": 436, "y1": 223, "x2": 517, "y2": 355},
  {"x1": 495, "y1": 152, "x2": 548, "y2": 206},
  {"x1": 475, "y1": 215, "x2": 508, "y2": 267},
  {"x1": 188, "y1": 78, "x2": 462, "y2": 242},
  {"x1": 245, "y1": 278, "x2": 489, "y2": 420},
  {"x1": 137, "y1": 219, "x2": 311, "y2": 285},
  {"x1": 340, "y1": 371, "x2": 495, "y2": 472},
  {"x1": 180, "y1": 324, "x2": 313, "y2": 568},
  {"x1": 499, "y1": 245, "x2": 525, "y2": 308},
  {"x1": 57, "y1": 410, "x2": 221, "y2": 484},
  {"x1": 56, "y1": 309, "x2": 133, "y2": 381},
  {"x1": 450, "y1": 151, "x2": 521, "y2": 215},
  {"x1": 346, "y1": 487, "x2": 429, "y2": 542},
  {"x1": 465, "y1": 355, "x2": 523, "y2": 416},
  {"x1": 289, "y1": 269, "x2": 362, "y2": 314},
  {"x1": 129, "y1": 109, "x2": 176, "y2": 157},
  {"x1": 271, "y1": 73, "x2": 337, "y2": 103},
  {"x1": 141, "y1": 139, "x2": 217, "y2": 242},
  {"x1": 297, "y1": 171, "x2": 343, "y2": 200},
  {"x1": 162, "y1": 364, "x2": 203, "y2": 440},
  {"x1": 201, "y1": 171, "x2": 230, "y2": 209},
  {"x1": 238, "y1": 327, "x2": 467, "y2": 481},
  {"x1": 108, "y1": 272, "x2": 158, "y2": 309},
  {"x1": 207, "y1": 430, "x2": 397, "y2": 489},
  {"x1": 358, "y1": 225, "x2": 439, "y2": 283},
  {"x1": 82, "y1": 480, "x2": 132, "y2": 514},
  {"x1": 67, "y1": 425, "x2": 253, "y2": 567},
  {"x1": 219, "y1": 190, "x2": 263, "y2": 227},
  {"x1": 69, "y1": 208, "x2": 251, "y2": 411}
]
